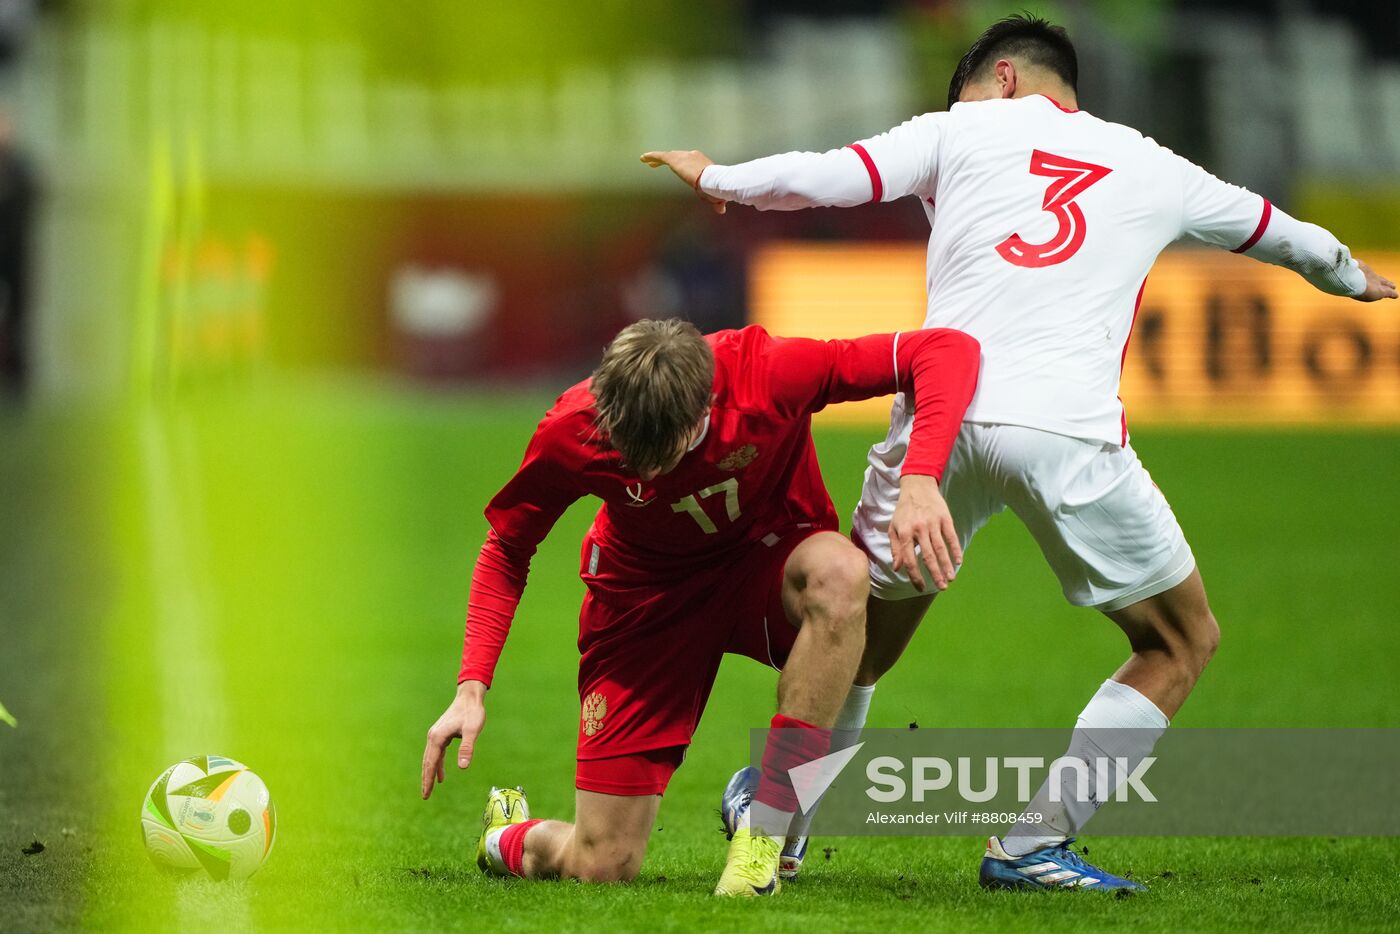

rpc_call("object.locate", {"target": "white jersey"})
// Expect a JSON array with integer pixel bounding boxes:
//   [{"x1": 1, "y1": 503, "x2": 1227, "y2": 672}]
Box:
[{"x1": 700, "y1": 93, "x2": 1366, "y2": 445}]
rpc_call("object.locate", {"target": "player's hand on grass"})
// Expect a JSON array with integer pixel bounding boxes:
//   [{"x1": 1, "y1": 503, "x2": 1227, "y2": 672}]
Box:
[
  {"x1": 1356, "y1": 260, "x2": 1398, "y2": 302},
  {"x1": 640, "y1": 150, "x2": 728, "y2": 214},
  {"x1": 889, "y1": 474, "x2": 961, "y2": 593},
  {"x1": 421, "y1": 680, "x2": 487, "y2": 800}
]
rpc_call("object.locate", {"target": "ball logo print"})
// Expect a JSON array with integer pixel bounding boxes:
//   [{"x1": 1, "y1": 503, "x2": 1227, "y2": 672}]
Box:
[
  {"x1": 996, "y1": 150, "x2": 1112, "y2": 268},
  {"x1": 581, "y1": 692, "x2": 608, "y2": 736},
  {"x1": 140, "y1": 755, "x2": 276, "y2": 881}
]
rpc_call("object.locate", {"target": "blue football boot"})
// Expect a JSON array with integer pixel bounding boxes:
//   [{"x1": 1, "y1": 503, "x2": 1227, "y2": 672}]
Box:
[{"x1": 979, "y1": 836, "x2": 1146, "y2": 892}]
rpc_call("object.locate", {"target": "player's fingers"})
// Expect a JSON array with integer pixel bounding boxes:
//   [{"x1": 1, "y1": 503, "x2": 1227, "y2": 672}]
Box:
[
  {"x1": 459, "y1": 731, "x2": 476, "y2": 769},
  {"x1": 917, "y1": 525, "x2": 950, "y2": 590},
  {"x1": 889, "y1": 524, "x2": 904, "y2": 574},
  {"x1": 942, "y1": 515, "x2": 964, "y2": 568},
  {"x1": 421, "y1": 743, "x2": 441, "y2": 799},
  {"x1": 640, "y1": 151, "x2": 669, "y2": 167},
  {"x1": 898, "y1": 528, "x2": 926, "y2": 591},
  {"x1": 905, "y1": 545, "x2": 925, "y2": 591}
]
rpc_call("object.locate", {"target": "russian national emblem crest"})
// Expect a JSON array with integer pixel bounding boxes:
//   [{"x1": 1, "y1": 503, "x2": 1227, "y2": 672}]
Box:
[
  {"x1": 717, "y1": 444, "x2": 759, "y2": 471},
  {"x1": 581, "y1": 692, "x2": 608, "y2": 736}
]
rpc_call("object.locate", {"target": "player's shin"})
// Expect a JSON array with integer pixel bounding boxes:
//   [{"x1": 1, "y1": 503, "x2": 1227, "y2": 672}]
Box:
[
  {"x1": 780, "y1": 593, "x2": 923, "y2": 853},
  {"x1": 782, "y1": 682, "x2": 875, "y2": 845},
  {"x1": 1001, "y1": 679, "x2": 1168, "y2": 856},
  {"x1": 748, "y1": 713, "x2": 833, "y2": 843}
]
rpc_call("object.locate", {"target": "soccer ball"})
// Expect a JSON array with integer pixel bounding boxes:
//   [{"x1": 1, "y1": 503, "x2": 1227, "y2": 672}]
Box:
[{"x1": 140, "y1": 755, "x2": 276, "y2": 880}]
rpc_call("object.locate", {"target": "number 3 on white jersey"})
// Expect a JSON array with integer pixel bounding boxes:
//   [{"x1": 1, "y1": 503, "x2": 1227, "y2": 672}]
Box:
[
  {"x1": 996, "y1": 149, "x2": 1112, "y2": 269},
  {"x1": 671, "y1": 478, "x2": 740, "y2": 534}
]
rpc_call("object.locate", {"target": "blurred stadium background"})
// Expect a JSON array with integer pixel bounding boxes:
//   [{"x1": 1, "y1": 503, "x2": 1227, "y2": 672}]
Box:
[{"x1": 2, "y1": 1, "x2": 1398, "y2": 931}]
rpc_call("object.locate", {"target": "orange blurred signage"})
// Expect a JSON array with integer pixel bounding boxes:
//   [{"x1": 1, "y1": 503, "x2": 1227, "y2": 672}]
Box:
[{"x1": 750, "y1": 244, "x2": 1400, "y2": 427}]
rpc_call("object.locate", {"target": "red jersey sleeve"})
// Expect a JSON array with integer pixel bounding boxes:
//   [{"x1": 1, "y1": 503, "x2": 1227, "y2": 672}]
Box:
[
  {"x1": 458, "y1": 418, "x2": 586, "y2": 686},
  {"x1": 763, "y1": 328, "x2": 980, "y2": 481}
]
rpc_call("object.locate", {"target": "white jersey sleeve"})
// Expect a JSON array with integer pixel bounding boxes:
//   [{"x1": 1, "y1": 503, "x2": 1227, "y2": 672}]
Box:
[
  {"x1": 1242, "y1": 205, "x2": 1367, "y2": 297},
  {"x1": 1171, "y1": 150, "x2": 1365, "y2": 296},
  {"x1": 1173, "y1": 153, "x2": 1270, "y2": 251},
  {"x1": 698, "y1": 112, "x2": 947, "y2": 209},
  {"x1": 848, "y1": 113, "x2": 946, "y2": 203},
  {"x1": 697, "y1": 148, "x2": 872, "y2": 210}
]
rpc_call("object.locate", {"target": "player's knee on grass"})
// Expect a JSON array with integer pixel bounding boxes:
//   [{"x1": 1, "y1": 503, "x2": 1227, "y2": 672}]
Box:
[{"x1": 567, "y1": 832, "x2": 646, "y2": 883}]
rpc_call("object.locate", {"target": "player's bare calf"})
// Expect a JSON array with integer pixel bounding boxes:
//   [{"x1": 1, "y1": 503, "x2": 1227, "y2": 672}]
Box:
[{"x1": 1104, "y1": 568, "x2": 1220, "y2": 719}]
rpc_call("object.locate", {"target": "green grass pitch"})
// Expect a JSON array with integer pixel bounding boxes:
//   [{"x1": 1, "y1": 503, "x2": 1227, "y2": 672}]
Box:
[{"x1": 2, "y1": 389, "x2": 1398, "y2": 932}]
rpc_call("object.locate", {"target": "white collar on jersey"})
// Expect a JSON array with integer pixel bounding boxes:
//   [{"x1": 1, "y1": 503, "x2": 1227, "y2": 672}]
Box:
[{"x1": 687, "y1": 414, "x2": 711, "y2": 452}]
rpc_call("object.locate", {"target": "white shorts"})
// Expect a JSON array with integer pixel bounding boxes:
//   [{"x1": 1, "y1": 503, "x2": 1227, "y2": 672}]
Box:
[{"x1": 851, "y1": 396, "x2": 1196, "y2": 611}]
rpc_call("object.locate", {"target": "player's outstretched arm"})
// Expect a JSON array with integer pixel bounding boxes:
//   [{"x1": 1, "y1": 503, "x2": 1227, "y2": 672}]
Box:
[
  {"x1": 642, "y1": 113, "x2": 943, "y2": 213},
  {"x1": 420, "y1": 422, "x2": 582, "y2": 800},
  {"x1": 422, "y1": 679, "x2": 487, "y2": 799},
  {"x1": 645, "y1": 146, "x2": 871, "y2": 212},
  {"x1": 1245, "y1": 207, "x2": 1396, "y2": 301},
  {"x1": 1175, "y1": 155, "x2": 1396, "y2": 301}
]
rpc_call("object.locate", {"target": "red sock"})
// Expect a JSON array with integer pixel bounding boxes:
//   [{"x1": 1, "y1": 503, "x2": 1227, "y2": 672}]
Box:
[
  {"x1": 500, "y1": 819, "x2": 542, "y2": 877},
  {"x1": 754, "y1": 713, "x2": 832, "y2": 814}
]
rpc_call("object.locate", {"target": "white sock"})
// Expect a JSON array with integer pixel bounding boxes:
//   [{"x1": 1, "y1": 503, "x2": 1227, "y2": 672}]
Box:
[
  {"x1": 1001, "y1": 679, "x2": 1169, "y2": 857},
  {"x1": 483, "y1": 826, "x2": 511, "y2": 875},
  {"x1": 784, "y1": 683, "x2": 876, "y2": 843},
  {"x1": 834, "y1": 683, "x2": 877, "y2": 742},
  {"x1": 745, "y1": 801, "x2": 793, "y2": 845}
]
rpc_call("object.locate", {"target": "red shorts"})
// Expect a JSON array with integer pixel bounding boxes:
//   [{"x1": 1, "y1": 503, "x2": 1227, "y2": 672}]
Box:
[{"x1": 572, "y1": 525, "x2": 830, "y2": 796}]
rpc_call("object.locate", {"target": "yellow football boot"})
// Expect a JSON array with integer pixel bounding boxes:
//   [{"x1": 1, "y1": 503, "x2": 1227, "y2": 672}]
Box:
[
  {"x1": 476, "y1": 785, "x2": 530, "y2": 876},
  {"x1": 713, "y1": 826, "x2": 782, "y2": 896}
]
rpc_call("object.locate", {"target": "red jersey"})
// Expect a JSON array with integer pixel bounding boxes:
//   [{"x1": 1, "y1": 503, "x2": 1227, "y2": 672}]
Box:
[{"x1": 459, "y1": 326, "x2": 980, "y2": 685}]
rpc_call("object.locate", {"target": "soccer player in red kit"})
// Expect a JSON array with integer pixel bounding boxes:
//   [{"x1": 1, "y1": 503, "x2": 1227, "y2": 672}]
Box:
[{"x1": 420, "y1": 318, "x2": 979, "y2": 895}]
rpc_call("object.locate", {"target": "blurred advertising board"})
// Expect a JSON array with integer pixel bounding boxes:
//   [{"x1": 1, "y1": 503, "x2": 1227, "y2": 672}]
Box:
[{"x1": 750, "y1": 244, "x2": 1400, "y2": 428}]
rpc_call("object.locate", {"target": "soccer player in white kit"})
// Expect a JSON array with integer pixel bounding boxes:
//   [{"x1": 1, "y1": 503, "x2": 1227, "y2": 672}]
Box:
[{"x1": 644, "y1": 14, "x2": 1397, "y2": 891}]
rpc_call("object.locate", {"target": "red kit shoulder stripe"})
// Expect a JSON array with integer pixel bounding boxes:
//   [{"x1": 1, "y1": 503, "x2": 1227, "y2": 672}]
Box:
[
  {"x1": 1232, "y1": 198, "x2": 1273, "y2": 253},
  {"x1": 847, "y1": 143, "x2": 883, "y2": 203}
]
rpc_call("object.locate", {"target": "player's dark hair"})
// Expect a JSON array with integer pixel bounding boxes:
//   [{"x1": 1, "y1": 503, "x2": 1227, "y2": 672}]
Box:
[
  {"x1": 946, "y1": 14, "x2": 1078, "y2": 110},
  {"x1": 591, "y1": 318, "x2": 714, "y2": 475}
]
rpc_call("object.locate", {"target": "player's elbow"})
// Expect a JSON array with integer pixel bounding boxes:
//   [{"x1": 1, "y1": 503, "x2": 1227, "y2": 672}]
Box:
[{"x1": 931, "y1": 327, "x2": 981, "y2": 361}]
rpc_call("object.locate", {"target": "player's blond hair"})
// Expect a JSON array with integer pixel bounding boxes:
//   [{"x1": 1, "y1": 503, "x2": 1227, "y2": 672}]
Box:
[{"x1": 591, "y1": 319, "x2": 714, "y2": 474}]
